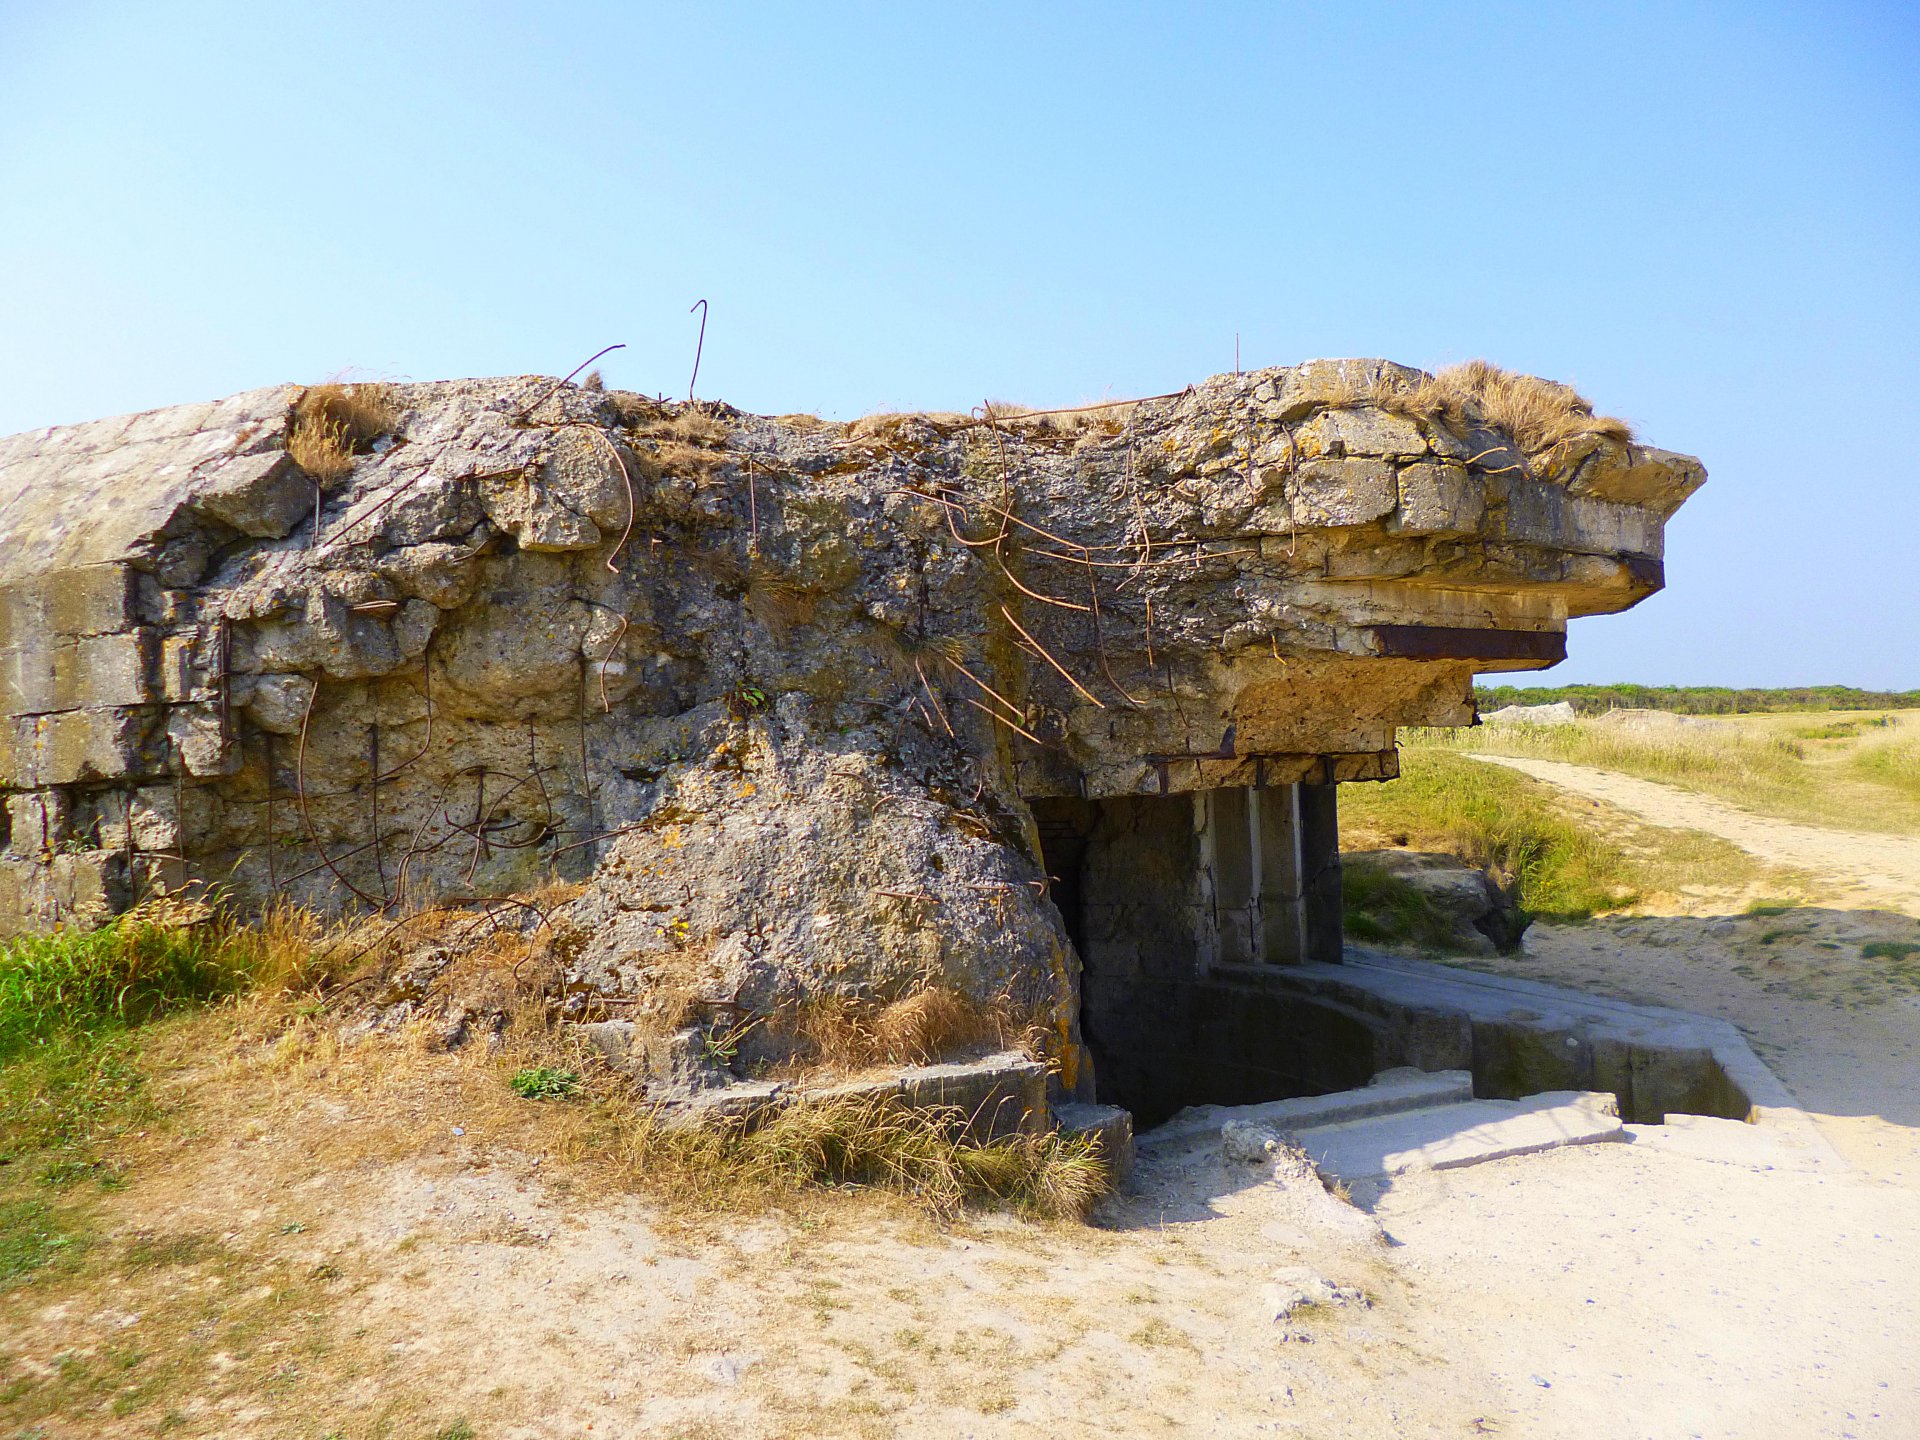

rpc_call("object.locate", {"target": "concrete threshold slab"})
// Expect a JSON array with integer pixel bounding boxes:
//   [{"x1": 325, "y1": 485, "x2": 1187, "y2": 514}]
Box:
[
  {"x1": 1142, "y1": 1067, "x2": 1474, "y2": 1150},
  {"x1": 1236, "y1": 949, "x2": 1848, "y2": 1173},
  {"x1": 1623, "y1": 1114, "x2": 1837, "y2": 1173},
  {"x1": 1293, "y1": 1090, "x2": 1626, "y2": 1182}
]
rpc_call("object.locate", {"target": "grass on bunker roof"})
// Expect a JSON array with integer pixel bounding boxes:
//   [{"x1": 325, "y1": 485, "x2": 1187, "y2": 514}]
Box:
[{"x1": 286, "y1": 380, "x2": 398, "y2": 484}]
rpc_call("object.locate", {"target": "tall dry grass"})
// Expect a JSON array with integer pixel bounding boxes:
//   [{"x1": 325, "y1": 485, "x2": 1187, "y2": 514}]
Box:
[
  {"x1": 775, "y1": 986, "x2": 1021, "y2": 1073},
  {"x1": 287, "y1": 382, "x2": 397, "y2": 483},
  {"x1": 1423, "y1": 714, "x2": 1808, "y2": 795},
  {"x1": 1386, "y1": 359, "x2": 1633, "y2": 458},
  {"x1": 1411, "y1": 713, "x2": 1920, "y2": 836}
]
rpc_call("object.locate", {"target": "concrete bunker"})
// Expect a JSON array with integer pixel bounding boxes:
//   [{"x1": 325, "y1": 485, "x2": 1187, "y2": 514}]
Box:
[{"x1": 0, "y1": 359, "x2": 1732, "y2": 1130}]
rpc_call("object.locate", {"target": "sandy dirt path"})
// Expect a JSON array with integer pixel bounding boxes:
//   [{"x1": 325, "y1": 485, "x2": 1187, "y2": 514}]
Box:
[{"x1": 1467, "y1": 753, "x2": 1920, "y2": 911}]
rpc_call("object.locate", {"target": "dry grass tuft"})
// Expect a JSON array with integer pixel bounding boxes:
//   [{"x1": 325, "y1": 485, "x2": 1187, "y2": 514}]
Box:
[
  {"x1": 595, "y1": 1093, "x2": 1109, "y2": 1220},
  {"x1": 1383, "y1": 360, "x2": 1633, "y2": 460},
  {"x1": 777, "y1": 986, "x2": 1014, "y2": 1074},
  {"x1": 745, "y1": 566, "x2": 818, "y2": 635},
  {"x1": 632, "y1": 411, "x2": 729, "y2": 447},
  {"x1": 287, "y1": 382, "x2": 398, "y2": 483},
  {"x1": 872, "y1": 987, "x2": 992, "y2": 1064},
  {"x1": 870, "y1": 624, "x2": 968, "y2": 685},
  {"x1": 975, "y1": 400, "x2": 1125, "y2": 442}
]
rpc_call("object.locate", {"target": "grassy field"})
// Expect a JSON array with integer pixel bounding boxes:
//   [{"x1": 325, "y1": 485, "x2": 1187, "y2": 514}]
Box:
[
  {"x1": 1473, "y1": 684, "x2": 1920, "y2": 716},
  {"x1": 1340, "y1": 749, "x2": 1804, "y2": 930},
  {"x1": 1405, "y1": 709, "x2": 1920, "y2": 836}
]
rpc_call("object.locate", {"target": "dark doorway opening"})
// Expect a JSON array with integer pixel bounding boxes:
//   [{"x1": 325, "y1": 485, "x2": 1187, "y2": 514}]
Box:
[{"x1": 1032, "y1": 786, "x2": 1359, "y2": 1129}]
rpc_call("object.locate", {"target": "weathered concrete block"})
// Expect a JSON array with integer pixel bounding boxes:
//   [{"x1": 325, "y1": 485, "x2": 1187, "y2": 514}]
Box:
[
  {"x1": 38, "y1": 707, "x2": 169, "y2": 785},
  {"x1": 50, "y1": 850, "x2": 129, "y2": 919},
  {"x1": 166, "y1": 706, "x2": 233, "y2": 778},
  {"x1": 0, "y1": 568, "x2": 137, "y2": 647},
  {"x1": 3, "y1": 626, "x2": 149, "y2": 716},
  {"x1": 0, "y1": 644, "x2": 56, "y2": 714},
  {"x1": 159, "y1": 634, "x2": 199, "y2": 702},
  {"x1": 0, "y1": 859, "x2": 41, "y2": 937},
  {"x1": 189, "y1": 451, "x2": 314, "y2": 539},
  {"x1": 896, "y1": 1051, "x2": 1048, "y2": 1140},
  {"x1": 1251, "y1": 459, "x2": 1396, "y2": 529},
  {"x1": 94, "y1": 785, "x2": 182, "y2": 854},
  {"x1": 1053, "y1": 1102, "x2": 1134, "y2": 1185},
  {"x1": 1390, "y1": 462, "x2": 1483, "y2": 536},
  {"x1": 53, "y1": 631, "x2": 154, "y2": 711},
  {"x1": 1498, "y1": 478, "x2": 1663, "y2": 559},
  {"x1": 4, "y1": 789, "x2": 76, "y2": 856},
  {"x1": 1296, "y1": 407, "x2": 1431, "y2": 460}
]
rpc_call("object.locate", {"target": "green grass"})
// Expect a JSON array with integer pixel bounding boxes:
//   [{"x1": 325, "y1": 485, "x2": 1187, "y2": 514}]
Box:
[
  {"x1": 1474, "y1": 683, "x2": 1920, "y2": 716},
  {"x1": 1851, "y1": 736, "x2": 1920, "y2": 802},
  {"x1": 0, "y1": 904, "x2": 324, "y2": 1298},
  {"x1": 0, "y1": 1197, "x2": 85, "y2": 1283},
  {"x1": 509, "y1": 1066, "x2": 580, "y2": 1100},
  {"x1": 0, "y1": 906, "x2": 305, "y2": 1184},
  {"x1": 1341, "y1": 750, "x2": 1641, "y2": 920},
  {"x1": 1864, "y1": 941, "x2": 1920, "y2": 962},
  {"x1": 0, "y1": 908, "x2": 273, "y2": 1062},
  {"x1": 1410, "y1": 714, "x2": 1920, "y2": 836},
  {"x1": 1341, "y1": 861, "x2": 1481, "y2": 952}
]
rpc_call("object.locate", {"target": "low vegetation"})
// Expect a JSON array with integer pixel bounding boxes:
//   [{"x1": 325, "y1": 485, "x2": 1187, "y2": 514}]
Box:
[
  {"x1": 1474, "y1": 683, "x2": 1920, "y2": 716},
  {"x1": 1384, "y1": 359, "x2": 1632, "y2": 461},
  {"x1": 1851, "y1": 733, "x2": 1920, "y2": 802},
  {"x1": 0, "y1": 895, "x2": 1098, "y2": 1245},
  {"x1": 1340, "y1": 861, "x2": 1481, "y2": 951},
  {"x1": 1413, "y1": 711, "x2": 1920, "y2": 835},
  {"x1": 0, "y1": 888, "x2": 1107, "y2": 1426},
  {"x1": 1340, "y1": 749, "x2": 1796, "y2": 923}
]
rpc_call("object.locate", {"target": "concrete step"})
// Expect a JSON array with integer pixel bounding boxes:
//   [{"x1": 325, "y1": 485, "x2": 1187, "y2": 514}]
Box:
[
  {"x1": 1623, "y1": 1113, "x2": 1845, "y2": 1173},
  {"x1": 1053, "y1": 1103, "x2": 1135, "y2": 1184},
  {"x1": 1293, "y1": 1090, "x2": 1626, "y2": 1182},
  {"x1": 1141, "y1": 1067, "x2": 1475, "y2": 1150}
]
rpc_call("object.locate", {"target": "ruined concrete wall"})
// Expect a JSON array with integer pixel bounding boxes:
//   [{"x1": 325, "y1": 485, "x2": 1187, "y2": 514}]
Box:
[{"x1": 0, "y1": 361, "x2": 1704, "y2": 1083}]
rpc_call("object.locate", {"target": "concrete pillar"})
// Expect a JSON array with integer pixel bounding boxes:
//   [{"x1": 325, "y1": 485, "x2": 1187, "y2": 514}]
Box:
[
  {"x1": 1192, "y1": 782, "x2": 1342, "y2": 968},
  {"x1": 1299, "y1": 781, "x2": 1343, "y2": 963}
]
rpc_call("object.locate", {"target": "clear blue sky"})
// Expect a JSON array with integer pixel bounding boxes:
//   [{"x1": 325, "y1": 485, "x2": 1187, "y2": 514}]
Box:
[{"x1": 3, "y1": 2, "x2": 1915, "y2": 688}]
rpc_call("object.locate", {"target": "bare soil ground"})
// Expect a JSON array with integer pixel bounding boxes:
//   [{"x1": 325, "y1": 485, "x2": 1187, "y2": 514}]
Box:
[{"x1": 8, "y1": 766, "x2": 1920, "y2": 1437}]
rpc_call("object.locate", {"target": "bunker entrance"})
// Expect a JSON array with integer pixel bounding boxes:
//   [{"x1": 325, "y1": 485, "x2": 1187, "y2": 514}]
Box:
[{"x1": 1033, "y1": 786, "x2": 1367, "y2": 1129}]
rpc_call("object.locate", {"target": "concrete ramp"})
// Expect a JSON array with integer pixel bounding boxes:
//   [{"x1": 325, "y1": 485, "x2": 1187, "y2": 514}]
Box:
[{"x1": 1293, "y1": 1089, "x2": 1625, "y2": 1181}]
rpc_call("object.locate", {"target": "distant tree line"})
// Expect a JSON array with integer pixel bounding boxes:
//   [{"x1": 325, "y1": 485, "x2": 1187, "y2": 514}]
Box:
[{"x1": 1472, "y1": 684, "x2": 1920, "y2": 716}]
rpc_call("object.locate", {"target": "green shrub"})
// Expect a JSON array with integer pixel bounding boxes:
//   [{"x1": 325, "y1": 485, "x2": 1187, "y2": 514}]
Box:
[
  {"x1": 509, "y1": 1067, "x2": 581, "y2": 1100},
  {"x1": 1341, "y1": 860, "x2": 1481, "y2": 953},
  {"x1": 1863, "y1": 941, "x2": 1920, "y2": 962}
]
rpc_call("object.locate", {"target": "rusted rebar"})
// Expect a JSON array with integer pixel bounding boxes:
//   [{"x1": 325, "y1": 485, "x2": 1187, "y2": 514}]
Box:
[{"x1": 687, "y1": 300, "x2": 708, "y2": 402}]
